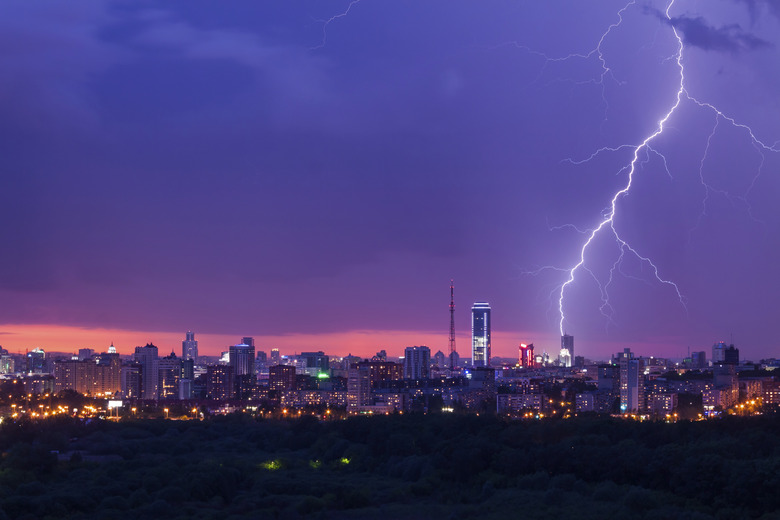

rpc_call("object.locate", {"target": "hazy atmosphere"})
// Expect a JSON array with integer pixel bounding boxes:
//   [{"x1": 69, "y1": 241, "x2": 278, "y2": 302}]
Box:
[{"x1": 2, "y1": 0, "x2": 780, "y2": 360}]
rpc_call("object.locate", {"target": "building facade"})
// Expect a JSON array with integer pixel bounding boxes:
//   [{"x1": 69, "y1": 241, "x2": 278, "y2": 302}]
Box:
[
  {"x1": 403, "y1": 346, "x2": 431, "y2": 380},
  {"x1": 471, "y1": 302, "x2": 491, "y2": 368},
  {"x1": 133, "y1": 343, "x2": 160, "y2": 400},
  {"x1": 269, "y1": 365, "x2": 297, "y2": 394},
  {"x1": 617, "y1": 349, "x2": 644, "y2": 413},
  {"x1": 182, "y1": 331, "x2": 198, "y2": 361},
  {"x1": 158, "y1": 352, "x2": 182, "y2": 400},
  {"x1": 560, "y1": 334, "x2": 574, "y2": 368}
]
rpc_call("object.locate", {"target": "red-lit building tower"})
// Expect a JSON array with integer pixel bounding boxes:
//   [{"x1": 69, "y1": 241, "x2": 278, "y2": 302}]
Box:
[{"x1": 519, "y1": 343, "x2": 535, "y2": 369}]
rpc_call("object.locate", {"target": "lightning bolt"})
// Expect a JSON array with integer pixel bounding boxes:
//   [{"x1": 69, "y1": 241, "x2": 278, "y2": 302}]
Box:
[
  {"x1": 497, "y1": 0, "x2": 634, "y2": 121},
  {"x1": 687, "y1": 96, "x2": 780, "y2": 230},
  {"x1": 554, "y1": 1, "x2": 686, "y2": 336},
  {"x1": 311, "y1": 0, "x2": 363, "y2": 51},
  {"x1": 313, "y1": 0, "x2": 780, "y2": 340},
  {"x1": 550, "y1": 0, "x2": 780, "y2": 336}
]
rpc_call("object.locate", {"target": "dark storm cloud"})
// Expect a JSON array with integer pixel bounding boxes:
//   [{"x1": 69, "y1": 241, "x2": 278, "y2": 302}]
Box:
[
  {"x1": 733, "y1": 0, "x2": 780, "y2": 21},
  {"x1": 1, "y1": 0, "x2": 780, "y2": 358},
  {"x1": 0, "y1": 3, "x2": 123, "y2": 142},
  {"x1": 647, "y1": 8, "x2": 771, "y2": 52},
  {"x1": 0, "y1": 1, "x2": 475, "y2": 298},
  {"x1": 127, "y1": 10, "x2": 331, "y2": 108}
]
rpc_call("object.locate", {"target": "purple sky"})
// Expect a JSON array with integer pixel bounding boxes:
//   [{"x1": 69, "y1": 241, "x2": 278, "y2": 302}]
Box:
[{"x1": 2, "y1": 0, "x2": 780, "y2": 360}]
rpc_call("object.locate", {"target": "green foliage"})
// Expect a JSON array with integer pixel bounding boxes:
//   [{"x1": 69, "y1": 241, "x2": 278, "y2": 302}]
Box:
[{"x1": 2, "y1": 414, "x2": 780, "y2": 518}]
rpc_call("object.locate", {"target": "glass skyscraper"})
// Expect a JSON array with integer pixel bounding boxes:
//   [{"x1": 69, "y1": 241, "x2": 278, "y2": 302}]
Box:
[
  {"x1": 182, "y1": 331, "x2": 198, "y2": 361},
  {"x1": 471, "y1": 302, "x2": 491, "y2": 368},
  {"x1": 560, "y1": 334, "x2": 574, "y2": 368}
]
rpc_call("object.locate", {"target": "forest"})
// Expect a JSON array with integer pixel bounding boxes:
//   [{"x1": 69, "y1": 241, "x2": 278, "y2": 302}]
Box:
[{"x1": 2, "y1": 412, "x2": 780, "y2": 519}]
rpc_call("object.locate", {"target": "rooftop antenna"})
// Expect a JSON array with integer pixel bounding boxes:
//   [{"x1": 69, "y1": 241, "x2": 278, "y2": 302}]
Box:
[{"x1": 449, "y1": 279, "x2": 456, "y2": 370}]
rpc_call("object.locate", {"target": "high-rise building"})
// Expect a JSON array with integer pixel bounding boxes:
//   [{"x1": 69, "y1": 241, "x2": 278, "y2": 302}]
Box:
[
  {"x1": 269, "y1": 365, "x2": 296, "y2": 395},
  {"x1": 598, "y1": 364, "x2": 619, "y2": 394},
  {"x1": 403, "y1": 346, "x2": 431, "y2": 380},
  {"x1": 298, "y1": 351, "x2": 329, "y2": 377},
  {"x1": 347, "y1": 363, "x2": 372, "y2": 410},
  {"x1": 357, "y1": 360, "x2": 404, "y2": 389},
  {"x1": 0, "y1": 354, "x2": 13, "y2": 375},
  {"x1": 256, "y1": 351, "x2": 268, "y2": 370},
  {"x1": 617, "y1": 348, "x2": 644, "y2": 413},
  {"x1": 713, "y1": 342, "x2": 739, "y2": 407},
  {"x1": 206, "y1": 365, "x2": 234, "y2": 400},
  {"x1": 519, "y1": 343, "x2": 535, "y2": 369},
  {"x1": 182, "y1": 331, "x2": 198, "y2": 362},
  {"x1": 691, "y1": 351, "x2": 707, "y2": 369},
  {"x1": 158, "y1": 351, "x2": 182, "y2": 400},
  {"x1": 450, "y1": 351, "x2": 460, "y2": 369},
  {"x1": 54, "y1": 350, "x2": 121, "y2": 397},
  {"x1": 121, "y1": 363, "x2": 142, "y2": 399},
  {"x1": 560, "y1": 334, "x2": 574, "y2": 368},
  {"x1": 433, "y1": 350, "x2": 447, "y2": 369},
  {"x1": 723, "y1": 345, "x2": 739, "y2": 365},
  {"x1": 471, "y1": 302, "x2": 491, "y2": 368},
  {"x1": 95, "y1": 348, "x2": 122, "y2": 396},
  {"x1": 230, "y1": 342, "x2": 256, "y2": 400},
  {"x1": 713, "y1": 342, "x2": 739, "y2": 365},
  {"x1": 27, "y1": 348, "x2": 46, "y2": 374},
  {"x1": 180, "y1": 358, "x2": 194, "y2": 400},
  {"x1": 134, "y1": 343, "x2": 160, "y2": 400},
  {"x1": 713, "y1": 341, "x2": 728, "y2": 363},
  {"x1": 229, "y1": 343, "x2": 256, "y2": 377},
  {"x1": 270, "y1": 348, "x2": 281, "y2": 365},
  {"x1": 53, "y1": 360, "x2": 90, "y2": 395}
]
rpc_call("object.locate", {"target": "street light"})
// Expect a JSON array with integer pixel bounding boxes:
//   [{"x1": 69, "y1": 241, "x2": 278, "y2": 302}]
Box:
[{"x1": 164, "y1": 408, "x2": 169, "y2": 419}]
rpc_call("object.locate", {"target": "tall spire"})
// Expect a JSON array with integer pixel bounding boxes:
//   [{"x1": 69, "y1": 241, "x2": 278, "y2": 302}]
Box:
[{"x1": 449, "y1": 279, "x2": 456, "y2": 369}]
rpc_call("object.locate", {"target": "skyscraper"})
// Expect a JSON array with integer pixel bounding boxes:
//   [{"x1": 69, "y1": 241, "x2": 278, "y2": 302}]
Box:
[
  {"x1": 347, "y1": 363, "x2": 372, "y2": 410},
  {"x1": 712, "y1": 341, "x2": 727, "y2": 364},
  {"x1": 471, "y1": 302, "x2": 491, "y2": 368},
  {"x1": 180, "y1": 357, "x2": 194, "y2": 400},
  {"x1": 560, "y1": 334, "x2": 574, "y2": 368},
  {"x1": 26, "y1": 348, "x2": 46, "y2": 374},
  {"x1": 182, "y1": 331, "x2": 198, "y2": 362},
  {"x1": 713, "y1": 341, "x2": 739, "y2": 365},
  {"x1": 403, "y1": 346, "x2": 431, "y2": 380},
  {"x1": 616, "y1": 348, "x2": 643, "y2": 413},
  {"x1": 229, "y1": 343, "x2": 256, "y2": 377},
  {"x1": 134, "y1": 343, "x2": 160, "y2": 400},
  {"x1": 230, "y1": 342, "x2": 256, "y2": 400},
  {"x1": 519, "y1": 343, "x2": 535, "y2": 369},
  {"x1": 158, "y1": 351, "x2": 181, "y2": 400}
]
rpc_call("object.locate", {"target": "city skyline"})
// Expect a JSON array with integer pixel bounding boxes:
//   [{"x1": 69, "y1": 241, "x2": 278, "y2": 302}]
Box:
[
  {"x1": 0, "y1": 325, "x2": 760, "y2": 365},
  {"x1": 2, "y1": 1, "x2": 780, "y2": 360}
]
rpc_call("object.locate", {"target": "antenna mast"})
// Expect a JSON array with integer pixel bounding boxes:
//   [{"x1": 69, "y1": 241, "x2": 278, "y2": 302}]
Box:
[{"x1": 449, "y1": 279, "x2": 456, "y2": 369}]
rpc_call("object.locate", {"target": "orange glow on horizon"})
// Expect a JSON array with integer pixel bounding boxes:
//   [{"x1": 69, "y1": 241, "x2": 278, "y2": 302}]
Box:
[
  {"x1": 0, "y1": 323, "x2": 546, "y2": 359},
  {"x1": 0, "y1": 323, "x2": 679, "y2": 361}
]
